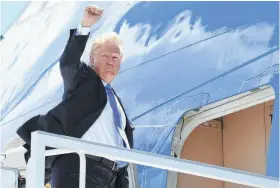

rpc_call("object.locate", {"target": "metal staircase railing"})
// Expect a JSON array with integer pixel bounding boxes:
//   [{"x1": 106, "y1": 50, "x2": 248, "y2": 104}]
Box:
[{"x1": 26, "y1": 131, "x2": 279, "y2": 188}]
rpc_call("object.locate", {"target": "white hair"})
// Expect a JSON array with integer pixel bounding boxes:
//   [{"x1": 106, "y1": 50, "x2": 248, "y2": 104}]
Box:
[{"x1": 89, "y1": 32, "x2": 123, "y2": 67}]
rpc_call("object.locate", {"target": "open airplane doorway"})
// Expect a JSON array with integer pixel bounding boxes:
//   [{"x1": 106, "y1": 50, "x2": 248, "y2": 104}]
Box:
[{"x1": 167, "y1": 85, "x2": 275, "y2": 188}]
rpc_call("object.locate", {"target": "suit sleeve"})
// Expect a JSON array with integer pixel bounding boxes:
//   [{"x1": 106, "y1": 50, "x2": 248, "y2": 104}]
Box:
[{"x1": 59, "y1": 29, "x2": 90, "y2": 91}]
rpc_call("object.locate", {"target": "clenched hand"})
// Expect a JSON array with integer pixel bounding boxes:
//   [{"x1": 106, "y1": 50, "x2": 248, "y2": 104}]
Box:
[{"x1": 81, "y1": 5, "x2": 103, "y2": 27}]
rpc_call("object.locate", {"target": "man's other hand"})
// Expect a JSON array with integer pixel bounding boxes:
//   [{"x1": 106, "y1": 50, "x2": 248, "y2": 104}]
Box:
[{"x1": 81, "y1": 5, "x2": 103, "y2": 27}]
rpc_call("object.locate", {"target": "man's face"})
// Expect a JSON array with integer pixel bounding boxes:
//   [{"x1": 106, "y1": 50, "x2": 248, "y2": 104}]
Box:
[{"x1": 90, "y1": 40, "x2": 122, "y2": 84}]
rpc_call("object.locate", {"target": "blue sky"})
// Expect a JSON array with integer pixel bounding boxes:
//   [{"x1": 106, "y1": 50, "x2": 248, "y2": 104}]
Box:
[{"x1": 1, "y1": 1, "x2": 29, "y2": 35}]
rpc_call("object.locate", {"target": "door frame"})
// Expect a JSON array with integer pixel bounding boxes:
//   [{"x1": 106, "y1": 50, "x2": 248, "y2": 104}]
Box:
[{"x1": 166, "y1": 85, "x2": 275, "y2": 188}]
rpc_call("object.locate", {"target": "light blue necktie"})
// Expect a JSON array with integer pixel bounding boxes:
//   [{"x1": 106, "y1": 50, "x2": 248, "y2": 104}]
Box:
[
  {"x1": 105, "y1": 84, "x2": 129, "y2": 148},
  {"x1": 105, "y1": 84, "x2": 129, "y2": 168},
  {"x1": 105, "y1": 85, "x2": 122, "y2": 131}
]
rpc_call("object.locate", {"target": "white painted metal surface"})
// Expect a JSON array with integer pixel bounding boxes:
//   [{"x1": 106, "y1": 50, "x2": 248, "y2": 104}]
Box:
[
  {"x1": 26, "y1": 131, "x2": 279, "y2": 188},
  {"x1": 1, "y1": 166, "x2": 18, "y2": 188}
]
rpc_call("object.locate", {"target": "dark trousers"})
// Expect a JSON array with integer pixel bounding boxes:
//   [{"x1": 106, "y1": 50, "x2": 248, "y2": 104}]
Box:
[{"x1": 50, "y1": 154, "x2": 129, "y2": 188}]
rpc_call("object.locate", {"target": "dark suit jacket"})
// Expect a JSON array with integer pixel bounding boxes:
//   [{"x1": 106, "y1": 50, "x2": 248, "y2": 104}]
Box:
[{"x1": 16, "y1": 28, "x2": 134, "y2": 183}]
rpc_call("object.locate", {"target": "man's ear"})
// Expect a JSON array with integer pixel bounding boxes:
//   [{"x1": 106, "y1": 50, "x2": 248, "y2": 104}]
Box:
[
  {"x1": 118, "y1": 56, "x2": 122, "y2": 65},
  {"x1": 90, "y1": 56, "x2": 95, "y2": 68}
]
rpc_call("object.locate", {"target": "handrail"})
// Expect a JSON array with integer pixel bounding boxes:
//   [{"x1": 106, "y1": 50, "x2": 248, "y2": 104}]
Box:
[
  {"x1": 1, "y1": 166, "x2": 19, "y2": 188},
  {"x1": 27, "y1": 131, "x2": 279, "y2": 188}
]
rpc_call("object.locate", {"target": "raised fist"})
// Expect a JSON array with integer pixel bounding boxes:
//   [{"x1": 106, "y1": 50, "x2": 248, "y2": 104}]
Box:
[{"x1": 81, "y1": 5, "x2": 103, "y2": 27}]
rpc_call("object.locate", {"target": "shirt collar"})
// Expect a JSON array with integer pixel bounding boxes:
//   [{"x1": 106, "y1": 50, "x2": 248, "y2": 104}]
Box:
[{"x1": 101, "y1": 80, "x2": 108, "y2": 86}]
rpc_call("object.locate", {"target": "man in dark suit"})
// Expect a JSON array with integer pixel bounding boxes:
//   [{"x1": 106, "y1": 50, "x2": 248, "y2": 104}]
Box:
[{"x1": 17, "y1": 5, "x2": 135, "y2": 188}]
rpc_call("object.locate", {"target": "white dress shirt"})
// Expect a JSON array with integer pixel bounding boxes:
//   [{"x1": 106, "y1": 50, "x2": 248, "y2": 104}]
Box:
[{"x1": 74, "y1": 25, "x2": 130, "y2": 161}]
